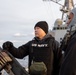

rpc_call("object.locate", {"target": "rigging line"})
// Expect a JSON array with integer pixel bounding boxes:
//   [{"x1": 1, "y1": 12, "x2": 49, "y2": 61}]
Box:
[
  {"x1": 48, "y1": 2, "x2": 55, "y2": 21},
  {"x1": 43, "y1": 1, "x2": 54, "y2": 29},
  {"x1": 48, "y1": 2, "x2": 57, "y2": 28},
  {"x1": 49, "y1": 0, "x2": 63, "y2": 6},
  {"x1": 43, "y1": 0, "x2": 63, "y2": 6},
  {"x1": 42, "y1": 2, "x2": 51, "y2": 19}
]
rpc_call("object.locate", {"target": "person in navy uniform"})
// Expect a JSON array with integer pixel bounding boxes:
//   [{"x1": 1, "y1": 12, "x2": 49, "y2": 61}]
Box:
[
  {"x1": 59, "y1": 7, "x2": 76, "y2": 75},
  {"x1": 2, "y1": 21, "x2": 62, "y2": 75}
]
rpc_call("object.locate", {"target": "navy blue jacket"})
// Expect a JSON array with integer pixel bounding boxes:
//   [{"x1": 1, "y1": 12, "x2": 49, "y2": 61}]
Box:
[
  {"x1": 59, "y1": 31, "x2": 76, "y2": 75},
  {"x1": 3, "y1": 34, "x2": 62, "y2": 75}
]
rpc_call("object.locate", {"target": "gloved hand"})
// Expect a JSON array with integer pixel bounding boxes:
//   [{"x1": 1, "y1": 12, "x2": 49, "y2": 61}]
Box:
[{"x1": 2, "y1": 41, "x2": 13, "y2": 50}]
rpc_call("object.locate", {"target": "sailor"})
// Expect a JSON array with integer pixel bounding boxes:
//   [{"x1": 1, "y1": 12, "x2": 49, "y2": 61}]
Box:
[
  {"x1": 59, "y1": 7, "x2": 76, "y2": 75},
  {"x1": 2, "y1": 21, "x2": 62, "y2": 75}
]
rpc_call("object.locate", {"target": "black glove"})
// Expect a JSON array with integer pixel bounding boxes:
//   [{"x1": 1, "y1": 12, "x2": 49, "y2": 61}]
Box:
[{"x1": 2, "y1": 41, "x2": 13, "y2": 50}]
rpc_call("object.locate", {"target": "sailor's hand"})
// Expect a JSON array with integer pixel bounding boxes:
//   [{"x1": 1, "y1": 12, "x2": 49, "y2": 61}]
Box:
[{"x1": 2, "y1": 41, "x2": 13, "y2": 50}]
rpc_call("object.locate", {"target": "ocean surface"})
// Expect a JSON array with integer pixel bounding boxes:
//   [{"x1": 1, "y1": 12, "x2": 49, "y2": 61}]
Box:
[{"x1": 0, "y1": 24, "x2": 34, "y2": 75}]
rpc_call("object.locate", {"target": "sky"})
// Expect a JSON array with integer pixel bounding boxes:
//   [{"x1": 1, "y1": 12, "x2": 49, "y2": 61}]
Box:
[
  {"x1": 0, "y1": 0, "x2": 76, "y2": 47},
  {"x1": 0, "y1": 0, "x2": 76, "y2": 71}
]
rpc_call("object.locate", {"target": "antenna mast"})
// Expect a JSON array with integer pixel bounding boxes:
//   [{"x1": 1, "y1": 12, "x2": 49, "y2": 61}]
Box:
[
  {"x1": 43, "y1": 0, "x2": 74, "y2": 20},
  {"x1": 60, "y1": 0, "x2": 74, "y2": 20}
]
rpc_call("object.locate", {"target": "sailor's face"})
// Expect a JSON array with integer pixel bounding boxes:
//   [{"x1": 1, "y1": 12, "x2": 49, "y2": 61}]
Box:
[
  {"x1": 34, "y1": 27, "x2": 45, "y2": 38},
  {"x1": 67, "y1": 12, "x2": 74, "y2": 26}
]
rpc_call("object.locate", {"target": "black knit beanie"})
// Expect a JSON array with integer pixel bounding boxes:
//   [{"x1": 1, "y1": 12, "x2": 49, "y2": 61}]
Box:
[{"x1": 34, "y1": 21, "x2": 48, "y2": 34}]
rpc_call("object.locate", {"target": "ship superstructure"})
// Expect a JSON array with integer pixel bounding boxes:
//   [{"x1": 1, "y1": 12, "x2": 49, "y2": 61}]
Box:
[{"x1": 44, "y1": 0, "x2": 75, "y2": 43}]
